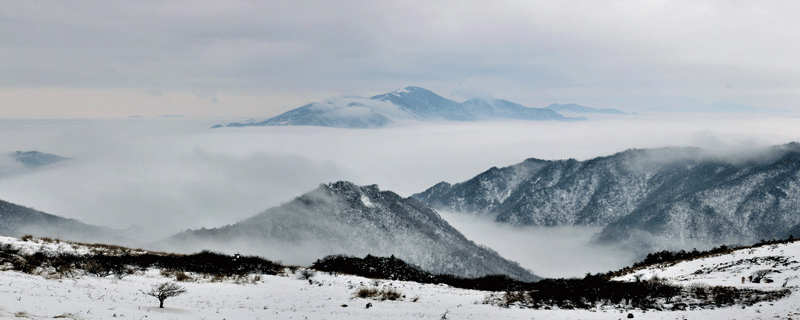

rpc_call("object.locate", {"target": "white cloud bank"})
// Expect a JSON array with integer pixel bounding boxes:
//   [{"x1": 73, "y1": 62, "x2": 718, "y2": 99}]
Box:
[{"x1": 0, "y1": 115, "x2": 798, "y2": 275}]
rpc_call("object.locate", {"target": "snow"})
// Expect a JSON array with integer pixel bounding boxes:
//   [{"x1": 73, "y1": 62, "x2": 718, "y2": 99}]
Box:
[
  {"x1": 2, "y1": 236, "x2": 800, "y2": 319},
  {"x1": 614, "y1": 241, "x2": 800, "y2": 290},
  {"x1": 360, "y1": 195, "x2": 375, "y2": 208}
]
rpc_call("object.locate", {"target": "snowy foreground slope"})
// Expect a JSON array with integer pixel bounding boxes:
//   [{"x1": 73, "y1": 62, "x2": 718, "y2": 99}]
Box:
[
  {"x1": 615, "y1": 240, "x2": 800, "y2": 290},
  {"x1": 1, "y1": 236, "x2": 799, "y2": 320}
]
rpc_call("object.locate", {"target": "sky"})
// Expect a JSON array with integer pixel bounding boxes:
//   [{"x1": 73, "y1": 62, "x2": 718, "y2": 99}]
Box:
[{"x1": 3, "y1": 1, "x2": 800, "y2": 118}]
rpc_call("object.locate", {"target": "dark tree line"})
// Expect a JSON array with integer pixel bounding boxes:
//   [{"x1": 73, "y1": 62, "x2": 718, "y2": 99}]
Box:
[
  {"x1": 1, "y1": 242, "x2": 282, "y2": 279},
  {"x1": 312, "y1": 254, "x2": 533, "y2": 291},
  {"x1": 496, "y1": 274, "x2": 789, "y2": 310}
]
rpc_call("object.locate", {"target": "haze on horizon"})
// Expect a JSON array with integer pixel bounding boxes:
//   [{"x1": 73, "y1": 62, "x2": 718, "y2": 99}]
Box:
[
  {"x1": 2, "y1": 1, "x2": 800, "y2": 118},
  {"x1": 1, "y1": 114, "x2": 800, "y2": 277}
]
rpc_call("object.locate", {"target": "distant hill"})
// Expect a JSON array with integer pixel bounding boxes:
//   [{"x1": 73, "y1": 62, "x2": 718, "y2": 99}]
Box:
[
  {"x1": 545, "y1": 103, "x2": 626, "y2": 115},
  {"x1": 11, "y1": 151, "x2": 68, "y2": 168},
  {"x1": 214, "y1": 86, "x2": 582, "y2": 129},
  {"x1": 0, "y1": 198, "x2": 129, "y2": 244},
  {"x1": 164, "y1": 181, "x2": 538, "y2": 281}
]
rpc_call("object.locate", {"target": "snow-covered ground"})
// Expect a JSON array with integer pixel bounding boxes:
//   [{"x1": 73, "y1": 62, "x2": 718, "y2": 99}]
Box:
[
  {"x1": 614, "y1": 241, "x2": 800, "y2": 290},
  {"x1": 1, "y1": 236, "x2": 799, "y2": 319}
]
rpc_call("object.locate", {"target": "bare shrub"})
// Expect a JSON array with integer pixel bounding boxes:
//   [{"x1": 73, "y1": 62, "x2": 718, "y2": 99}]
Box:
[
  {"x1": 12, "y1": 252, "x2": 46, "y2": 274},
  {"x1": 380, "y1": 287, "x2": 402, "y2": 301},
  {"x1": 145, "y1": 282, "x2": 187, "y2": 308},
  {"x1": 51, "y1": 252, "x2": 82, "y2": 278},
  {"x1": 299, "y1": 269, "x2": 315, "y2": 280},
  {"x1": 85, "y1": 260, "x2": 111, "y2": 277},
  {"x1": 175, "y1": 271, "x2": 193, "y2": 282},
  {"x1": 356, "y1": 286, "x2": 379, "y2": 299},
  {"x1": 355, "y1": 286, "x2": 403, "y2": 301},
  {"x1": 112, "y1": 264, "x2": 135, "y2": 279}
]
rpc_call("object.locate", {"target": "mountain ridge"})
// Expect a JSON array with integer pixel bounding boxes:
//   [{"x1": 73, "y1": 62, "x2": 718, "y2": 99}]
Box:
[
  {"x1": 163, "y1": 181, "x2": 538, "y2": 281},
  {"x1": 413, "y1": 142, "x2": 800, "y2": 252},
  {"x1": 215, "y1": 86, "x2": 583, "y2": 128},
  {"x1": 0, "y1": 198, "x2": 130, "y2": 244}
]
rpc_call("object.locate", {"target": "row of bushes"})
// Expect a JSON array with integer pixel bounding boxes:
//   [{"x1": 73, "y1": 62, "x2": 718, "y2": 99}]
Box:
[
  {"x1": 311, "y1": 254, "x2": 533, "y2": 292},
  {"x1": 490, "y1": 274, "x2": 791, "y2": 310},
  {"x1": 0, "y1": 242, "x2": 283, "y2": 279}
]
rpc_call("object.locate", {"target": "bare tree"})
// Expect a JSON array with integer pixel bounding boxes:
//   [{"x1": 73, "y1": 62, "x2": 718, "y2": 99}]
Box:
[{"x1": 145, "y1": 282, "x2": 187, "y2": 308}]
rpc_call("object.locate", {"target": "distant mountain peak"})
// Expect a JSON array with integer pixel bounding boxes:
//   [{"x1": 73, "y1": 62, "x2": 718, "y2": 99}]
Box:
[
  {"x1": 214, "y1": 87, "x2": 581, "y2": 129},
  {"x1": 369, "y1": 86, "x2": 450, "y2": 103},
  {"x1": 385, "y1": 86, "x2": 431, "y2": 95}
]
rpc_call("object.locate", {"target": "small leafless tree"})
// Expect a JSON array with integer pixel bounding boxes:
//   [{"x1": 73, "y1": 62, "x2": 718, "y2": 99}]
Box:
[{"x1": 145, "y1": 282, "x2": 187, "y2": 308}]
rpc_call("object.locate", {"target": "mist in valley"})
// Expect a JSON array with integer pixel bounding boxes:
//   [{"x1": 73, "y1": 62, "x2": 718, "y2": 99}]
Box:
[
  {"x1": 437, "y1": 211, "x2": 637, "y2": 278},
  {"x1": 1, "y1": 114, "x2": 799, "y2": 277}
]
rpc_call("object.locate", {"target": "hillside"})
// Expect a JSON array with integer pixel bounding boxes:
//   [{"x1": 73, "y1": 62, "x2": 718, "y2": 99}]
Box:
[
  {"x1": 163, "y1": 181, "x2": 537, "y2": 281},
  {"x1": 614, "y1": 238, "x2": 800, "y2": 290},
  {"x1": 0, "y1": 198, "x2": 128, "y2": 245},
  {"x1": 415, "y1": 142, "x2": 800, "y2": 251}
]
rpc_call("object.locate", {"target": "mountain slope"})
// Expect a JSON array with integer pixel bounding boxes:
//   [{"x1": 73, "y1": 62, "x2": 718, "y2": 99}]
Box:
[
  {"x1": 0, "y1": 198, "x2": 127, "y2": 244},
  {"x1": 217, "y1": 86, "x2": 578, "y2": 128},
  {"x1": 464, "y1": 99, "x2": 575, "y2": 120},
  {"x1": 414, "y1": 143, "x2": 800, "y2": 250},
  {"x1": 228, "y1": 100, "x2": 395, "y2": 129},
  {"x1": 598, "y1": 148, "x2": 800, "y2": 246},
  {"x1": 613, "y1": 238, "x2": 800, "y2": 290},
  {"x1": 370, "y1": 86, "x2": 473, "y2": 121},
  {"x1": 164, "y1": 181, "x2": 537, "y2": 281}
]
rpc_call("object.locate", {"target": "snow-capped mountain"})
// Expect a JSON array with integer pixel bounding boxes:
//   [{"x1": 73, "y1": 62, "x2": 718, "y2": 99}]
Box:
[
  {"x1": 164, "y1": 181, "x2": 537, "y2": 281},
  {"x1": 414, "y1": 143, "x2": 800, "y2": 251},
  {"x1": 370, "y1": 86, "x2": 474, "y2": 121},
  {"x1": 545, "y1": 103, "x2": 627, "y2": 115},
  {"x1": 0, "y1": 198, "x2": 127, "y2": 244},
  {"x1": 216, "y1": 86, "x2": 580, "y2": 128}
]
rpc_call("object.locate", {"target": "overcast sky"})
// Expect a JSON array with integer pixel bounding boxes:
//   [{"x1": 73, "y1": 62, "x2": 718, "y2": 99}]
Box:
[{"x1": 3, "y1": 1, "x2": 800, "y2": 118}]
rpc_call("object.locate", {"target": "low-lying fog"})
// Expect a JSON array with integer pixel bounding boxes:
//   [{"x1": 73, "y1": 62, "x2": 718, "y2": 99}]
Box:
[
  {"x1": 1, "y1": 114, "x2": 798, "y2": 277},
  {"x1": 437, "y1": 211, "x2": 637, "y2": 278}
]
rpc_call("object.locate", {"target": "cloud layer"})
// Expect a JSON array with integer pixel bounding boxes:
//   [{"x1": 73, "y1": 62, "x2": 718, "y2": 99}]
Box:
[{"x1": 1, "y1": 114, "x2": 798, "y2": 240}]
